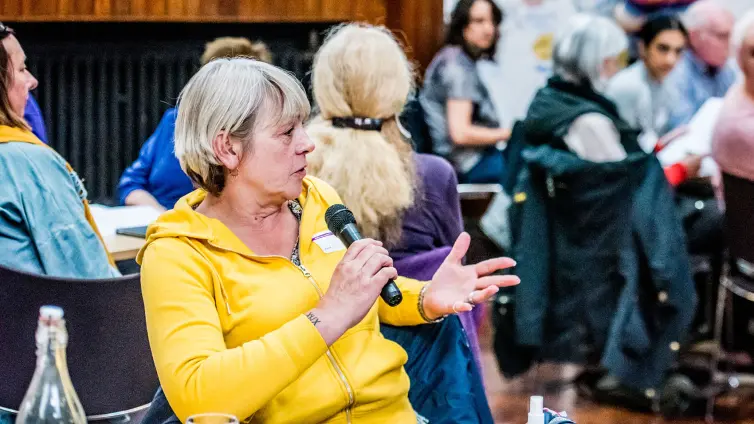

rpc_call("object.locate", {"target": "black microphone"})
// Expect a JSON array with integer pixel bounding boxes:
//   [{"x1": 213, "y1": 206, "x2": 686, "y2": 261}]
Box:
[{"x1": 325, "y1": 204, "x2": 403, "y2": 307}]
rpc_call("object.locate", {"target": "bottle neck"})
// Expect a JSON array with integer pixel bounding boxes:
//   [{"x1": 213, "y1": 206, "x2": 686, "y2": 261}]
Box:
[{"x1": 36, "y1": 320, "x2": 70, "y2": 373}]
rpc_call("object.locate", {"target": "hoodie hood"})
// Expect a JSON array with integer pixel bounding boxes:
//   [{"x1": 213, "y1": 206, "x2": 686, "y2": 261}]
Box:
[{"x1": 136, "y1": 176, "x2": 336, "y2": 264}]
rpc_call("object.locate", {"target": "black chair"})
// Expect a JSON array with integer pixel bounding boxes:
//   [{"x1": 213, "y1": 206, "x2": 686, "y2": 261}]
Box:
[
  {"x1": 704, "y1": 173, "x2": 754, "y2": 421},
  {"x1": 400, "y1": 95, "x2": 434, "y2": 155},
  {"x1": 0, "y1": 265, "x2": 158, "y2": 422}
]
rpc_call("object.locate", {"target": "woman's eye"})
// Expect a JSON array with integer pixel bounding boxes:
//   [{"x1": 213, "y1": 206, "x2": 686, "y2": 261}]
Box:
[{"x1": 284, "y1": 127, "x2": 295, "y2": 136}]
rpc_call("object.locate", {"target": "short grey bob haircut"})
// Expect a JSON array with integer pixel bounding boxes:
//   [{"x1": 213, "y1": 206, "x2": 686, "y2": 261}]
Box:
[
  {"x1": 552, "y1": 14, "x2": 628, "y2": 87},
  {"x1": 174, "y1": 58, "x2": 311, "y2": 196}
]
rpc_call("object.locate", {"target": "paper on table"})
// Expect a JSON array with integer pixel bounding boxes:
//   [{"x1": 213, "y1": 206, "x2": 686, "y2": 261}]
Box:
[
  {"x1": 89, "y1": 204, "x2": 161, "y2": 237},
  {"x1": 656, "y1": 97, "x2": 724, "y2": 175}
]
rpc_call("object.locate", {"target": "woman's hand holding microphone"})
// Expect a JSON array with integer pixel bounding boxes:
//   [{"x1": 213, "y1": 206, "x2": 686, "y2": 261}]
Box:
[
  {"x1": 308, "y1": 233, "x2": 520, "y2": 346},
  {"x1": 308, "y1": 239, "x2": 397, "y2": 345}
]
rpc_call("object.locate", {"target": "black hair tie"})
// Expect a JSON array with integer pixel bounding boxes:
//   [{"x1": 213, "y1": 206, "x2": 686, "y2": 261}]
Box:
[{"x1": 331, "y1": 117, "x2": 383, "y2": 131}]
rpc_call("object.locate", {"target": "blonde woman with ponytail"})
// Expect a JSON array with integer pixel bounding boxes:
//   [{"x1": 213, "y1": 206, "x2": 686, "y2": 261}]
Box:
[
  {"x1": 307, "y1": 23, "x2": 495, "y2": 422},
  {"x1": 307, "y1": 24, "x2": 464, "y2": 261}
]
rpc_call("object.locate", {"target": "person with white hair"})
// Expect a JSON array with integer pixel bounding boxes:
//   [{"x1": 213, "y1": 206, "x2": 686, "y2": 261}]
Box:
[
  {"x1": 525, "y1": 13, "x2": 631, "y2": 162},
  {"x1": 712, "y1": 10, "x2": 754, "y2": 185},
  {"x1": 500, "y1": 13, "x2": 697, "y2": 412},
  {"x1": 665, "y1": 0, "x2": 737, "y2": 129},
  {"x1": 136, "y1": 56, "x2": 519, "y2": 423}
]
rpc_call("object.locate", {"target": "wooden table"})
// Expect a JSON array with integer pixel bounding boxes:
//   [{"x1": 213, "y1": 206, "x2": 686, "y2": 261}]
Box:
[
  {"x1": 104, "y1": 233, "x2": 146, "y2": 262},
  {"x1": 91, "y1": 205, "x2": 159, "y2": 262}
]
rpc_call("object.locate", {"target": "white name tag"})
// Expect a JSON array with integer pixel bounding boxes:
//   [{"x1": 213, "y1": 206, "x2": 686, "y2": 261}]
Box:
[{"x1": 312, "y1": 230, "x2": 346, "y2": 253}]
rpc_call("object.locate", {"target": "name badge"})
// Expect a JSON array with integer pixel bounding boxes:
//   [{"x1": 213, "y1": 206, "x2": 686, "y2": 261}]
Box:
[{"x1": 312, "y1": 230, "x2": 346, "y2": 254}]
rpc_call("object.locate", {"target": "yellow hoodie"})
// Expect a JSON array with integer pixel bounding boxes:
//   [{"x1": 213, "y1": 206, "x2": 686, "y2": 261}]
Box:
[
  {"x1": 138, "y1": 176, "x2": 429, "y2": 423},
  {"x1": 0, "y1": 125, "x2": 115, "y2": 266}
]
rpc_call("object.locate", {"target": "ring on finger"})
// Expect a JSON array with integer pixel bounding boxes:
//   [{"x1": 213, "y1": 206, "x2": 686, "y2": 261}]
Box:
[{"x1": 466, "y1": 292, "x2": 476, "y2": 306}]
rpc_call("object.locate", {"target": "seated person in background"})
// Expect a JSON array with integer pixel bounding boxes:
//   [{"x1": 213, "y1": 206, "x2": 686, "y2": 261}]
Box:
[
  {"x1": 24, "y1": 93, "x2": 47, "y2": 142},
  {"x1": 502, "y1": 14, "x2": 696, "y2": 408},
  {"x1": 665, "y1": 0, "x2": 736, "y2": 129},
  {"x1": 0, "y1": 24, "x2": 118, "y2": 278},
  {"x1": 606, "y1": 15, "x2": 701, "y2": 186},
  {"x1": 421, "y1": 0, "x2": 511, "y2": 184},
  {"x1": 712, "y1": 10, "x2": 754, "y2": 185},
  {"x1": 531, "y1": 15, "x2": 629, "y2": 163},
  {"x1": 614, "y1": 0, "x2": 697, "y2": 33},
  {"x1": 305, "y1": 24, "x2": 488, "y2": 381},
  {"x1": 138, "y1": 58, "x2": 518, "y2": 423},
  {"x1": 118, "y1": 37, "x2": 272, "y2": 211},
  {"x1": 609, "y1": 14, "x2": 723, "y2": 335},
  {"x1": 613, "y1": 0, "x2": 696, "y2": 61}
]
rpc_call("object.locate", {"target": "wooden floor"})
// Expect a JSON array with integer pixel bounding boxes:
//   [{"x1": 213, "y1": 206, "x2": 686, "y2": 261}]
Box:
[{"x1": 477, "y1": 310, "x2": 754, "y2": 424}]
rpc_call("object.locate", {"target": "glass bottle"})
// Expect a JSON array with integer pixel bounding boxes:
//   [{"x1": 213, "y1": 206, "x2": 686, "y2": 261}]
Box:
[{"x1": 16, "y1": 305, "x2": 87, "y2": 424}]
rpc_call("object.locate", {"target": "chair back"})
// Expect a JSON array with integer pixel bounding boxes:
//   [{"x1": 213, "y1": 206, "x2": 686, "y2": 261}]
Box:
[
  {"x1": 0, "y1": 265, "x2": 158, "y2": 420},
  {"x1": 722, "y1": 173, "x2": 754, "y2": 275},
  {"x1": 400, "y1": 95, "x2": 434, "y2": 155},
  {"x1": 458, "y1": 184, "x2": 502, "y2": 220}
]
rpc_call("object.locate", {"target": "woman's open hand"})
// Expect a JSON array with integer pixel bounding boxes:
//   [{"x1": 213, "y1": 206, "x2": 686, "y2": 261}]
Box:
[{"x1": 423, "y1": 232, "x2": 519, "y2": 320}]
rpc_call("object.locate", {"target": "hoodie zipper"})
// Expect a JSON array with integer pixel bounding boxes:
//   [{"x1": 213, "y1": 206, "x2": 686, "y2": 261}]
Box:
[
  {"x1": 296, "y1": 263, "x2": 355, "y2": 423},
  {"x1": 208, "y1": 247, "x2": 357, "y2": 422},
  {"x1": 203, "y1": 185, "x2": 353, "y2": 421}
]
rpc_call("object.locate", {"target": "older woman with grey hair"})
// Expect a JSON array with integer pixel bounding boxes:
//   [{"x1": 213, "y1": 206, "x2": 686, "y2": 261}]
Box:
[
  {"x1": 136, "y1": 57, "x2": 518, "y2": 423},
  {"x1": 502, "y1": 13, "x2": 697, "y2": 413},
  {"x1": 536, "y1": 14, "x2": 633, "y2": 161}
]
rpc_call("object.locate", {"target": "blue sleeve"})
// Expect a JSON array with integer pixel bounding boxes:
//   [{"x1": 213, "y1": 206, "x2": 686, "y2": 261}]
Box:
[
  {"x1": 118, "y1": 108, "x2": 176, "y2": 205},
  {"x1": 666, "y1": 76, "x2": 695, "y2": 130},
  {"x1": 8, "y1": 144, "x2": 120, "y2": 278},
  {"x1": 24, "y1": 95, "x2": 48, "y2": 143}
]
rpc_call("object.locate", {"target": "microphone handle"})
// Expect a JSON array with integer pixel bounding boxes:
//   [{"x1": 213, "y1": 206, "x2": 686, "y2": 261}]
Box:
[{"x1": 337, "y1": 224, "x2": 403, "y2": 307}]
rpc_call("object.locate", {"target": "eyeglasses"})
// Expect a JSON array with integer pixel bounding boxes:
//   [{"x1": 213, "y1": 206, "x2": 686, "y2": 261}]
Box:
[{"x1": 0, "y1": 22, "x2": 14, "y2": 40}]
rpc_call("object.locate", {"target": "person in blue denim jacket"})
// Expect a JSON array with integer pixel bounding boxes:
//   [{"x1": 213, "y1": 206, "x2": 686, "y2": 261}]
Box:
[{"x1": 0, "y1": 23, "x2": 118, "y2": 279}]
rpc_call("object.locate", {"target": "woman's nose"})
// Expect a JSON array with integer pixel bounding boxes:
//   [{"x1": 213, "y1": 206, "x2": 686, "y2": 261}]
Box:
[
  {"x1": 297, "y1": 133, "x2": 316, "y2": 154},
  {"x1": 28, "y1": 72, "x2": 38, "y2": 91}
]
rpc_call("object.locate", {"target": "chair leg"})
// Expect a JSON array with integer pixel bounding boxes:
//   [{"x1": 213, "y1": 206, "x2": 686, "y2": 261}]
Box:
[{"x1": 706, "y1": 276, "x2": 729, "y2": 423}]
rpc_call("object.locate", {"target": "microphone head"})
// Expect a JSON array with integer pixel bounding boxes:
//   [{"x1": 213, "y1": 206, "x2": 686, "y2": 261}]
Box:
[{"x1": 325, "y1": 204, "x2": 356, "y2": 234}]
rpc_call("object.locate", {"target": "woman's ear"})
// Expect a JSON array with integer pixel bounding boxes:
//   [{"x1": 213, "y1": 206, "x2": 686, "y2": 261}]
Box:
[
  {"x1": 211, "y1": 131, "x2": 243, "y2": 171},
  {"x1": 638, "y1": 41, "x2": 647, "y2": 60}
]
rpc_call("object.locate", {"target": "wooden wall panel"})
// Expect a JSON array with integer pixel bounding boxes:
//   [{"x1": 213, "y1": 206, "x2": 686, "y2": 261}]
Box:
[
  {"x1": 112, "y1": 0, "x2": 130, "y2": 16},
  {"x1": 1, "y1": 0, "x2": 402, "y2": 22},
  {"x1": 385, "y1": 0, "x2": 445, "y2": 75},
  {"x1": 73, "y1": 0, "x2": 94, "y2": 15},
  {"x1": 93, "y1": 0, "x2": 111, "y2": 16},
  {"x1": 0, "y1": 0, "x2": 443, "y2": 70},
  {"x1": 23, "y1": 0, "x2": 58, "y2": 16},
  {"x1": 147, "y1": 0, "x2": 166, "y2": 16},
  {"x1": 353, "y1": 0, "x2": 387, "y2": 24},
  {"x1": 1, "y1": 0, "x2": 21, "y2": 16}
]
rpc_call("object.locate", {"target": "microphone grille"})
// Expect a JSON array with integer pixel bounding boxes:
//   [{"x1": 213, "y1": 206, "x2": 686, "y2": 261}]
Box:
[{"x1": 325, "y1": 204, "x2": 356, "y2": 234}]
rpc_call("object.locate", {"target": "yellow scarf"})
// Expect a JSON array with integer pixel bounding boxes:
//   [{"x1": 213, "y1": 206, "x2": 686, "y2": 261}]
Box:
[{"x1": 0, "y1": 125, "x2": 116, "y2": 266}]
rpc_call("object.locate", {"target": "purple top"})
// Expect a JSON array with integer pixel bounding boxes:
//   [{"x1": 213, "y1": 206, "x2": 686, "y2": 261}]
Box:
[
  {"x1": 389, "y1": 154, "x2": 484, "y2": 373},
  {"x1": 389, "y1": 153, "x2": 464, "y2": 261}
]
